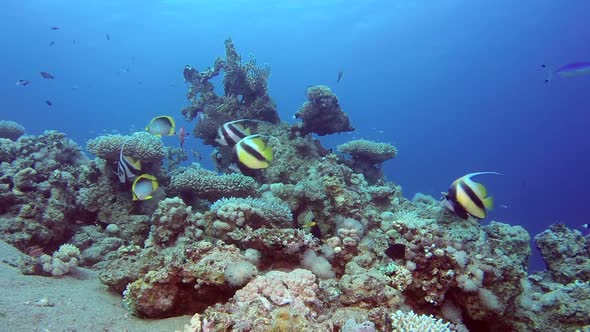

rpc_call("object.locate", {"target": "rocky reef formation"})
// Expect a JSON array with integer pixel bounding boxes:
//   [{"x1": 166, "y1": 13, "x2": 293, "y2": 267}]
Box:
[
  {"x1": 294, "y1": 85, "x2": 354, "y2": 136},
  {"x1": 1, "y1": 39, "x2": 589, "y2": 332}
]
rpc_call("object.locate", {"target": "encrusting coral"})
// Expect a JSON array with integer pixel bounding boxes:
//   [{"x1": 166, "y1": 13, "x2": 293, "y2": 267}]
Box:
[{"x1": 1, "y1": 40, "x2": 589, "y2": 332}]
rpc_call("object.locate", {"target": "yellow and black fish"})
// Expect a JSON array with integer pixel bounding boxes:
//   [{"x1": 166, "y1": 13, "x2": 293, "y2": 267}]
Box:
[
  {"x1": 443, "y1": 172, "x2": 502, "y2": 219},
  {"x1": 235, "y1": 134, "x2": 273, "y2": 169},
  {"x1": 146, "y1": 116, "x2": 176, "y2": 136},
  {"x1": 132, "y1": 174, "x2": 158, "y2": 201},
  {"x1": 215, "y1": 119, "x2": 255, "y2": 146}
]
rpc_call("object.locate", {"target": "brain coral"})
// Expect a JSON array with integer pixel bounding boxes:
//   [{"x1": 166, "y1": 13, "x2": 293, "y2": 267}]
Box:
[
  {"x1": 87, "y1": 132, "x2": 165, "y2": 162},
  {"x1": 338, "y1": 139, "x2": 397, "y2": 164},
  {"x1": 0, "y1": 120, "x2": 25, "y2": 141},
  {"x1": 171, "y1": 166, "x2": 259, "y2": 201}
]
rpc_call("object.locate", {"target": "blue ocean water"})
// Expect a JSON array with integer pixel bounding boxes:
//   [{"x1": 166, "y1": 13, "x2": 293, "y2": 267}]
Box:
[{"x1": 1, "y1": 0, "x2": 589, "y2": 272}]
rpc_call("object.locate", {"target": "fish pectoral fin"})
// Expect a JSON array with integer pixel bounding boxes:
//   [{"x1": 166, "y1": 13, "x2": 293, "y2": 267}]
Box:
[{"x1": 483, "y1": 196, "x2": 494, "y2": 210}]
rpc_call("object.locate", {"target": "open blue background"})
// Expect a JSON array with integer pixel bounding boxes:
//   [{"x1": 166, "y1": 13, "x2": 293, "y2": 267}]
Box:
[{"x1": 1, "y1": 0, "x2": 589, "y2": 270}]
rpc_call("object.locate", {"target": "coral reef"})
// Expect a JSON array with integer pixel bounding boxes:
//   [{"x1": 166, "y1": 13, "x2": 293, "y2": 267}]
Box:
[
  {"x1": 2, "y1": 39, "x2": 589, "y2": 332},
  {"x1": 0, "y1": 120, "x2": 25, "y2": 141},
  {"x1": 182, "y1": 38, "x2": 279, "y2": 146},
  {"x1": 294, "y1": 85, "x2": 354, "y2": 136}
]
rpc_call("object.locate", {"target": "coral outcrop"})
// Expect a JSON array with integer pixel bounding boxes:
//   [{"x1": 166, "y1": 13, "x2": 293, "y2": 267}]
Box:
[
  {"x1": 0, "y1": 120, "x2": 25, "y2": 141},
  {"x1": 294, "y1": 85, "x2": 354, "y2": 136},
  {"x1": 534, "y1": 223, "x2": 590, "y2": 284}
]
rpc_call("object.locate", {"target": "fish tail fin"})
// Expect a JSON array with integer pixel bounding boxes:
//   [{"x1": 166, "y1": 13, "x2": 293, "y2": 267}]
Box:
[
  {"x1": 541, "y1": 64, "x2": 553, "y2": 83},
  {"x1": 262, "y1": 144, "x2": 273, "y2": 162},
  {"x1": 483, "y1": 196, "x2": 494, "y2": 210}
]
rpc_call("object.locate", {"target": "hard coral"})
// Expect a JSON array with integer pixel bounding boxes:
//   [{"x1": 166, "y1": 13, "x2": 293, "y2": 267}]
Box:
[
  {"x1": 389, "y1": 310, "x2": 455, "y2": 332},
  {"x1": 171, "y1": 166, "x2": 259, "y2": 201},
  {"x1": 0, "y1": 120, "x2": 25, "y2": 140},
  {"x1": 87, "y1": 132, "x2": 165, "y2": 162},
  {"x1": 338, "y1": 139, "x2": 397, "y2": 164}
]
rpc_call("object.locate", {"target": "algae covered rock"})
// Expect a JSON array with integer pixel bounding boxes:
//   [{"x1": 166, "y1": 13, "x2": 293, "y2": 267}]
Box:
[
  {"x1": 535, "y1": 223, "x2": 590, "y2": 283},
  {"x1": 294, "y1": 85, "x2": 353, "y2": 136}
]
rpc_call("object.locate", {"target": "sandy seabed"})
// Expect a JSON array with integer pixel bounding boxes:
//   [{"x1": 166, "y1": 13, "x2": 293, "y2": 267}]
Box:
[{"x1": 0, "y1": 240, "x2": 189, "y2": 332}]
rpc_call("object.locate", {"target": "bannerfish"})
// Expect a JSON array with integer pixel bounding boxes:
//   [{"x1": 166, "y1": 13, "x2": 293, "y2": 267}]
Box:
[
  {"x1": 45, "y1": 100, "x2": 53, "y2": 106},
  {"x1": 443, "y1": 172, "x2": 503, "y2": 219},
  {"x1": 542, "y1": 62, "x2": 590, "y2": 83},
  {"x1": 235, "y1": 134, "x2": 273, "y2": 169},
  {"x1": 116, "y1": 146, "x2": 141, "y2": 183},
  {"x1": 131, "y1": 174, "x2": 158, "y2": 201},
  {"x1": 582, "y1": 224, "x2": 589, "y2": 231},
  {"x1": 16, "y1": 80, "x2": 30, "y2": 86},
  {"x1": 145, "y1": 115, "x2": 176, "y2": 136},
  {"x1": 337, "y1": 69, "x2": 343, "y2": 83},
  {"x1": 215, "y1": 119, "x2": 256, "y2": 146},
  {"x1": 40, "y1": 71, "x2": 55, "y2": 79}
]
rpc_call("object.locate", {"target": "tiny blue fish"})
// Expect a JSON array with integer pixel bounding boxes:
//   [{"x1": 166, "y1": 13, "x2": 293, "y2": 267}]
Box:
[{"x1": 542, "y1": 62, "x2": 590, "y2": 83}]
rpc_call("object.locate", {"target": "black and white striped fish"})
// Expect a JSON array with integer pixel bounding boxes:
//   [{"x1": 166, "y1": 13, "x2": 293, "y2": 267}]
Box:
[
  {"x1": 215, "y1": 119, "x2": 256, "y2": 146},
  {"x1": 116, "y1": 147, "x2": 141, "y2": 183},
  {"x1": 443, "y1": 172, "x2": 502, "y2": 219},
  {"x1": 235, "y1": 134, "x2": 273, "y2": 169}
]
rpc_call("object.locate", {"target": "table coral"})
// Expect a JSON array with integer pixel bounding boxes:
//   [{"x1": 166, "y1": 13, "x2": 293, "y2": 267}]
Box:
[
  {"x1": 87, "y1": 131, "x2": 165, "y2": 162},
  {"x1": 171, "y1": 166, "x2": 259, "y2": 201},
  {"x1": 338, "y1": 139, "x2": 397, "y2": 164}
]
